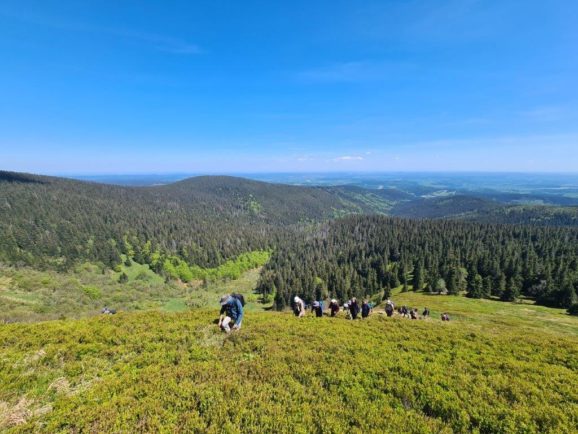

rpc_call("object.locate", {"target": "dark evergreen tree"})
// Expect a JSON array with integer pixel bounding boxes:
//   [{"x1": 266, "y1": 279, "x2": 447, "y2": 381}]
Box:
[
  {"x1": 467, "y1": 274, "x2": 484, "y2": 299},
  {"x1": 501, "y1": 278, "x2": 520, "y2": 302},
  {"x1": 412, "y1": 261, "x2": 424, "y2": 291}
]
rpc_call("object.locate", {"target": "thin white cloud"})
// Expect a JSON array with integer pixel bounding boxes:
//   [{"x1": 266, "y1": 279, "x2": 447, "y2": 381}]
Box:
[{"x1": 333, "y1": 155, "x2": 364, "y2": 162}]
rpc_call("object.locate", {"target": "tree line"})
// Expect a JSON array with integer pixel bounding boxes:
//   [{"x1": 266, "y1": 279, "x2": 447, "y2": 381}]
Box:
[{"x1": 257, "y1": 215, "x2": 578, "y2": 310}]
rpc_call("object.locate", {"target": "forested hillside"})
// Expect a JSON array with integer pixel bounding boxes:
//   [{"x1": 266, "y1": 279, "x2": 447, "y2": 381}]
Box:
[
  {"x1": 390, "y1": 195, "x2": 578, "y2": 226},
  {"x1": 0, "y1": 171, "x2": 383, "y2": 272},
  {"x1": 2, "y1": 171, "x2": 578, "y2": 311},
  {"x1": 390, "y1": 195, "x2": 501, "y2": 219},
  {"x1": 257, "y1": 215, "x2": 578, "y2": 309},
  {"x1": 471, "y1": 204, "x2": 578, "y2": 226}
]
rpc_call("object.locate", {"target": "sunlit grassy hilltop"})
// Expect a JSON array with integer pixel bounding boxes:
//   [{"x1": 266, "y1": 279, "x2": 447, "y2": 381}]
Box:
[{"x1": 1, "y1": 293, "x2": 577, "y2": 433}]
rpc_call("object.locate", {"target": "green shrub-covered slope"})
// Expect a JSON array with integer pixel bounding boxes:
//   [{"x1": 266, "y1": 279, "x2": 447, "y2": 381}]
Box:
[{"x1": 2, "y1": 301, "x2": 577, "y2": 433}]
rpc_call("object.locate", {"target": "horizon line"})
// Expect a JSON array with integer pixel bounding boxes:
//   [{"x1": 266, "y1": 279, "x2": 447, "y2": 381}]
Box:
[
  {"x1": 47, "y1": 170, "x2": 578, "y2": 177},
  {"x1": 4, "y1": 168, "x2": 578, "y2": 179}
]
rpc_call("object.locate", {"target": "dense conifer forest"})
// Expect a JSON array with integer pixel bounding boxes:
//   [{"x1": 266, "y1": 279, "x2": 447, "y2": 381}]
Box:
[
  {"x1": 0, "y1": 171, "x2": 366, "y2": 271},
  {"x1": 391, "y1": 195, "x2": 578, "y2": 225},
  {"x1": 257, "y1": 215, "x2": 578, "y2": 309}
]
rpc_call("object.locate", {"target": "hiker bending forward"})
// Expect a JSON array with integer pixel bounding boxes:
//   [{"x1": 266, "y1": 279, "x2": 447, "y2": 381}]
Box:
[
  {"x1": 294, "y1": 296, "x2": 306, "y2": 317},
  {"x1": 329, "y1": 299, "x2": 340, "y2": 317},
  {"x1": 219, "y1": 295, "x2": 244, "y2": 333}
]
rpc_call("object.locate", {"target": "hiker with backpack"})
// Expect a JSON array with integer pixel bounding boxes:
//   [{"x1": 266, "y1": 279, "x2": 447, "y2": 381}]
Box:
[
  {"x1": 385, "y1": 299, "x2": 395, "y2": 317},
  {"x1": 361, "y1": 300, "x2": 372, "y2": 319},
  {"x1": 218, "y1": 294, "x2": 244, "y2": 333},
  {"x1": 294, "y1": 296, "x2": 306, "y2": 317},
  {"x1": 312, "y1": 301, "x2": 323, "y2": 317},
  {"x1": 343, "y1": 301, "x2": 351, "y2": 319},
  {"x1": 349, "y1": 297, "x2": 360, "y2": 320},
  {"x1": 329, "y1": 299, "x2": 340, "y2": 317}
]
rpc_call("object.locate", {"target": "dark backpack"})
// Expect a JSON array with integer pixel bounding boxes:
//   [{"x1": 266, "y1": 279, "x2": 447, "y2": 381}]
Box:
[{"x1": 232, "y1": 293, "x2": 246, "y2": 307}]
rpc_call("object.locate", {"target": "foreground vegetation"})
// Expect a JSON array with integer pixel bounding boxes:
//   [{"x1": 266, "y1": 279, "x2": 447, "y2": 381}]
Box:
[{"x1": 1, "y1": 296, "x2": 577, "y2": 433}]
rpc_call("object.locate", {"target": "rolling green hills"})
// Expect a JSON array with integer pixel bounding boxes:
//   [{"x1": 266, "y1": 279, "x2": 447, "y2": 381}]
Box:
[
  {"x1": 1, "y1": 171, "x2": 576, "y2": 275},
  {"x1": 390, "y1": 195, "x2": 578, "y2": 226},
  {"x1": 0, "y1": 171, "x2": 391, "y2": 271},
  {"x1": 390, "y1": 195, "x2": 501, "y2": 219},
  {"x1": 2, "y1": 170, "x2": 578, "y2": 316}
]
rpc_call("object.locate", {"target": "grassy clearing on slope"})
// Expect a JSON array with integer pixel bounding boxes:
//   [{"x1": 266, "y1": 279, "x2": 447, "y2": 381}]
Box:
[
  {"x1": 389, "y1": 290, "x2": 578, "y2": 338},
  {"x1": 163, "y1": 268, "x2": 271, "y2": 312},
  {"x1": 1, "y1": 307, "x2": 577, "y2": 433},
  {"x1": 204, "y1": 268, "x2": 272, "y2": 311},
  {"x1": 113, "y1": 258, "x2": 165, "y2": 285},
  {"x1": 0, "y1": 263, "x2": 266, "y2": 322}
]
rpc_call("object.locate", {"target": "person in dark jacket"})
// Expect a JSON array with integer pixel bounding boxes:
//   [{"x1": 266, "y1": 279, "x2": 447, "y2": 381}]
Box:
[
  {"x1": 218, "y1": 295, "x2": 244, "y2": 333},
  {"x1": 329, "y1": 299, "x2": 340, "y2": 317},
  {"x1": 385, "y1": 299, "x2": 395, "y2": 317},
  {"x1": 361, "y1": 300, "x2": 371, "y2": 318},
  {"x1": 312, "y1": 301, "x2": 323, "y2": 317},
  {"x1": 349, "y1": 297, "x2": 360, "y2": 320}
]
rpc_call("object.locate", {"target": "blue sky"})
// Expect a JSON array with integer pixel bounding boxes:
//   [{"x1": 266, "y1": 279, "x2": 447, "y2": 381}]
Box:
[{"x1": 1, "y1": 0, "x2": 577, "y2": 174}]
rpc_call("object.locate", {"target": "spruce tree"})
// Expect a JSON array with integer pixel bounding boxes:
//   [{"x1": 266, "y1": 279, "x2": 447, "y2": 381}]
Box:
[
  {"x1": 467, "y1": 274, "x2": 484, "y2": 298},
  {"x1": 412, "y1": 261, "x2": 424, "y2": 291}
]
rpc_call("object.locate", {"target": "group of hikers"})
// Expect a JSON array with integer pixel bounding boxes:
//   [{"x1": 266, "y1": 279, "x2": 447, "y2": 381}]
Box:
[
  {"x1": 217, "y1": 293, "x2": 450, "y2": 333},
  {"x1": 294, "y1": 296, "x2": 448, "y2": 321},
  {"x1": 295, "y1": 296, "x2": 375, "y2": 320},
  {"x1": 395, "y1": 304, "x2": 430, "y2": 320}
]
